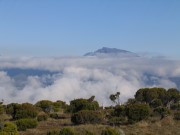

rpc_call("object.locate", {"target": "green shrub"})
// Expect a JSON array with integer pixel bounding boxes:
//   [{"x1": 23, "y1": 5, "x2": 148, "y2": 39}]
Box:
[
  {"x1": 53, "y1": 100, "x2": 67, "y2": 111},
  {"x1": 36, "y1": 100, "x2": 54, "y2": 113},
  {"x1": 16, "y1": 118, "x2": 38, "y2": 131},
  {"x1": 69, "y1": 98, "x2": 99, "y2": 113},
  {"x1": 83, "y1": 130, "x2": 94, "y2": 135},
  {"x1": 0, "y1": 122, "x2": 18, "y2": 135},
  {"x1": 174, "y1": 112, "x2": 180, "y2": 120},
  {"x1": 171, "y1": 103, "x2": 180, "y2": 110},
  {"x1": 37, "y1": 114, "x2": 48, "y2": 121},
  {"x1": 5, "y1": 103, "x2": 20, "y2": 119},
  {"x1": 15, "y1": 103, "x2": 38, "y2": 119},
  {"x1": 153, "y1": 107, "x2": 170, "y2": 119},
  {"x1": 47, "y1": 130, "x2": 59, "y2": 135},
  {"x1": 108, "y1": 116, "x2": 126, "y2": 125},
  {"x1": 0, "y1": 104, "x2": 4, "y2": 115},
  {"x1": 8, "y1": 103, "x2": 38, "y2": 120},
  {"x1": 101, "y1": 127, "x2": 119, "y2": 135},
  {"x1": 59, "y1": 128, "x2": 75, "y2": 135},
  {"x1": 126, "y1": 104, "x2": 150, "y2": 123},
  {"x1": 113, "y1": 105, "x2": 126, "y2": 117},
  {"x1": 150, "y1": 99, "x2": 163, "y2": 108},
  {"x1": 50, "y1": 113, "x2": 59, "y2": 119},
  {"x1": 71, "y1": 110, "x2": 103, "y2": 124}
]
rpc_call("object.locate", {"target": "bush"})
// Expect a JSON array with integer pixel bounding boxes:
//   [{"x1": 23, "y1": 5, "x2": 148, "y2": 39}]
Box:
[
  {"x1": 16, "y1": 118, "x2": 38, "y2": 131},
  {"x1": 153, "y1": 107, "x2": 170, "y2": 119},
  {"x1": 47, "y1": 130, "x2": 59, "y2": 135},
  {"x1": 108, "y1": 116, "x2": 126, "y2": 125},
  {"x1": 36, "y1": 100, "x2": 54, "y2": 113},
  {"x1": 69, "y1": 98, "x2": 99, "y2": 113},
  {"x1": 0, "y1": 104, "x2": 4, "y2": 115},
  {"x1": 50, "y1": 113, "x2": 59, "y2": 119},
  {"x1": 150, "y1": 99, "x2": 163, "y2": 108},
  {"x1": 71, "y1": 110, "x2": 103, "y2": 124},
  {"x1": 8, "y1": 103, "x2": 38, "y2": 120},
  {"x1": 83, "y1": 130, "x2": 94, "y2": 135},
  {"x1": 170, "y1": 103, "x2": 180, "y2": 110},
  {"x1": 37, "y1": 114, "x2": 48, "y2": 121},
  {"x1": 59, "y1": 128, "x2": 75, "y2": 135},
  {"x1": 101, "y1": 127, "x2": 119, "y2": 135},
  {"x1": 0, "y1": 122, "x2": 18, "y2": 135},
  {"x1": 126, "y1": 104, "x2": 150, "y2": 123},
  {"x1": 174, "y1": 112, "x2": 180, "y2": 120},
  {"x1": 113, "y1": 105, "x2": 126, "y2": 117},
  {"x1": 15, "y1": 103, "x2": 38, "y2": 119}
]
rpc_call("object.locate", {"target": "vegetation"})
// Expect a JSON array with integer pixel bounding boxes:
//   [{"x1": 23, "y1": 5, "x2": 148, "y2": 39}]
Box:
[
  {"x1": 16, "y1": 118, "x2": 38, "y2": 131},
  {"x1": 69, "y1": 96, "x2": 99, "y2": 113},
  {"x1": 0, "y1": 87, "x2": 179, "y2": 134},
  {"x1": 101, "y1": 127, "x2": 120, "y2": 135},
  {"x1": 71, "y1": 110, "x2": 103, "y2": 124},
  {"x1": 0, "y1": 122, "x2": 18, "y2": 135}
]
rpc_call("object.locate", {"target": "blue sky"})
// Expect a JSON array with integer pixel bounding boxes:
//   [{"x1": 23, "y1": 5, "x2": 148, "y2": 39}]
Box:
[{"x1": 0, "y1": 0, "x2": 180, "y2": 57}]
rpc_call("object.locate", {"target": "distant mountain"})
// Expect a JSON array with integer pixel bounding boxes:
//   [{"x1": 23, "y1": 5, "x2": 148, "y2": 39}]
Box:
[{"x1": 84, "y1": 47, "x2": 139, "y2": 57}]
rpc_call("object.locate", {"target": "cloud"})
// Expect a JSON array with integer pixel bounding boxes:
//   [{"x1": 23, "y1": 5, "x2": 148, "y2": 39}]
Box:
[{"x1": 0, "y1": 56, "x2": 180, "y2": 106}]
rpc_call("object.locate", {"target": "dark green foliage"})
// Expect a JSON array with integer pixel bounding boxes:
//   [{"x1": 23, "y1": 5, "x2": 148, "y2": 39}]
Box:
[
  {"x1": 71, "y1": 110, "x2": 103, "y2": 124},
  {"x1": 59, "y1": 128, "x2": 75, "y2": 135},
  {"x1": 170, "y1": 103, "x2": 180, "y2": 110},
  {"x1": 37, "y1": 113, "x2": 48, "y2": 121},
  {"x1": 126, "y1": 98, "x2": 137, "y2": 105},
  {"x1": 36, "y1": 100, "x2": 54, "y2": 113},
  {"x1": 6, "y1": 103, "x2": 38, "y2": 120},
  {"x1": 15, "y1": 103, "x2": 38, "y2": 119},
  {"x1": 167, "y1": 88, "x2": 180, "y2": 103},
  {"x1": 113, "y1": 105, "x2": 126, "y2": 117},
  {"x1": 0, "y1": 103, "x2": 4, "y2": 115},
  {"x1": 153, "y1": 107, "x2": 170, "y2": 119},
  {"x1": 83, "y1": 130, "x2": 94, "y2": 135},
  {"x1": 47, "y1": 130, "x2": 59, "y2": 135},
  {"x1": 108, "y1": 116, "x2": 126, "y2": 125},
  {"x1": 135, "y1": 88, "x2": 167, "y2": 104},
  {"x1": 0, "y1": 122, "x2": 18, "y2": 135},
  {"x1": 53, "y1": 100, "x2": 67, "y2": 111},
  {"x1": 150, "y1": 99, "x2": 163, "y2": 108},
  {"x1": 6, "y1": 103, "x2": 20, "y2": 118},
  {"x1": 126, "y1": 104, "x2": 150, "y2": 123},
  {"x1": 16, "y1": 118, "x2": 38, "y2": 131},
  {"x1": 101, "y1": 127, "x2": 119, "y2": 135},
  {"x1": 50, "y1": 113, "x2": 59, "y2": 119},
  {"x1": 109, "y1": 92, "x2": 120, "y2": 105},
  {"x1": 69, "y1": 98, "x2": 99, "y2": 113},
  {"x1": 36, "y1": 100, "x2": 68, "y2": 113},
  {"x1": 174, "y1": 112, "x2": 180, "y2": 120}
]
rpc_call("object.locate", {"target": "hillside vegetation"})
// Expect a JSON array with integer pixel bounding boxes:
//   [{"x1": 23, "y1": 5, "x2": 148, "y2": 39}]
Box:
[{"x1": 0, "y1": 87, "x2": 180, "y2": 135}]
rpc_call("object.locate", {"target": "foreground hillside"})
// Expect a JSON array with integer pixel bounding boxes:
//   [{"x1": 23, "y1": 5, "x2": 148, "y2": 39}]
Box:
[
  {"x1": 18, "y1": 116, "x2": 180, "y2": 135},
  {"x1": 0, "y1": 87, "x2": 179, "y2": 135}
]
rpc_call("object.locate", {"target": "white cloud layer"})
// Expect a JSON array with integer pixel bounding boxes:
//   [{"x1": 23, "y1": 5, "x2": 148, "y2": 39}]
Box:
[{"x1": 0, "y1": 56, "x2": 180, "y2": 106}]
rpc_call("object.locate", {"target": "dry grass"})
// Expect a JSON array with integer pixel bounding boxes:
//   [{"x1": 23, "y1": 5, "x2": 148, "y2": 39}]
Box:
[
  {"x1": 120, "y1": 116, "x2": 180, "y2": 135},
  {"x1": 19, "y1": 116, "x2": 180, "y2": 135}
]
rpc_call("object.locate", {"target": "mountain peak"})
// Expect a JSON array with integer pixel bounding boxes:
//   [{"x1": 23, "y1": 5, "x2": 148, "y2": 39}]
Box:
[{"x1": 84, "y1": 47, "x2": 138, "y2": 57}]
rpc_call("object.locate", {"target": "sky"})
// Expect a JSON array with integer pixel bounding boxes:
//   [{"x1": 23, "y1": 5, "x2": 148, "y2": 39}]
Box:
[{"x1": 0, "y1": 0, "x2": 180, "y2": 57}]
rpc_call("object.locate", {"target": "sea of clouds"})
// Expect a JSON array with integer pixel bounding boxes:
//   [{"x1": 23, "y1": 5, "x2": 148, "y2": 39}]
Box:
[{"x1": 0, "y1": 56, "x2": 180, "y2": 106}]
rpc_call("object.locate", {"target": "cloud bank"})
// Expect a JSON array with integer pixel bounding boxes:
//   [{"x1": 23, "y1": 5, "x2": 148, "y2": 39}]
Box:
[{"x1": 0, "y1": 56, "x2": 180, "y2": 106}]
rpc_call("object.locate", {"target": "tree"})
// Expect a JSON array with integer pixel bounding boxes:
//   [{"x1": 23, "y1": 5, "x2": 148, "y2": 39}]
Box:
[
  {"x1": 167, "y1": 88, "x2": 180, "y2": 103},
  {"x1": 109, "y1": 92, "x2": 120, "y2": 105},
  {"x1": 126, "y1": 103, "x2": 150, "y2": 123},
  {"x1": 69, "y1": 97, "x2": 99, "y2": 113},
  {"x1": 135, "y1": 87, "x2": 167, "y2": 104}
]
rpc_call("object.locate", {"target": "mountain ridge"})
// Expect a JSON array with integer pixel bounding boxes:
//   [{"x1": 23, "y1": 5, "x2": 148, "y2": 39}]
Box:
[{"x1": 84, "y1": 47, "x2": 138, "y2": 57}]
